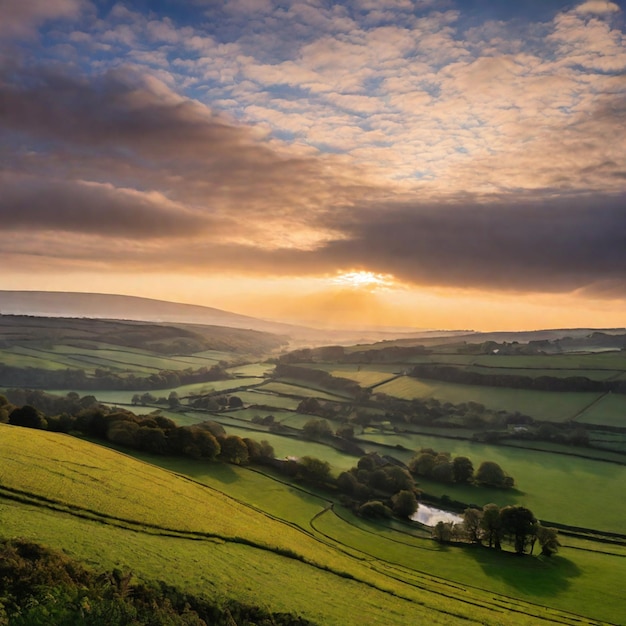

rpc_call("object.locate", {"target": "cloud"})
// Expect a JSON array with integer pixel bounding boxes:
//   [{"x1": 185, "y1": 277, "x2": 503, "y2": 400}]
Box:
[
  {"x1": 0, "y1": 175, "x2": 212, "y2": 238},
  {"x1": 574, "y1": 1, "x2": 621, "y2": 15},
  {"x1": 0, "y1": 0, "x2": 86, "y2": 39},
  {"x1": 0, "y1": 63, "x2": 367, "y2": 248},
  {"x1": 316, "y1": 194, "x2": 626, "y2": 295},
  {"x1": 1, "y1": 0, "x2": 625, "y2": 306}
]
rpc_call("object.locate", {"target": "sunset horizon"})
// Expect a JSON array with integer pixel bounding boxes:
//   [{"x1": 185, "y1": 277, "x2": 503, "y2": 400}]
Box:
[{"x1": 1, "y1": 0, "x2": 624, "y2": 331}]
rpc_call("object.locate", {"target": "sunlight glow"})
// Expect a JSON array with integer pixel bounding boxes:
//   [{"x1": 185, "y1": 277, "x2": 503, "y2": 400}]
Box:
[{"x1": 332, "y1": 271, "x2": 394, "y2": 289}]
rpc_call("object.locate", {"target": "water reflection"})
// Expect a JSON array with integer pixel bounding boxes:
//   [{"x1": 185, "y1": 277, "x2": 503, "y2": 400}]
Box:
[{"x1": 412, "y1": 503, "x2": 464, "y2": 527}]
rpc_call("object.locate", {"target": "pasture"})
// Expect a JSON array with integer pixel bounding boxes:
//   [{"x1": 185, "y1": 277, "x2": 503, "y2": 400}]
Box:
[
  {"x1": 259, "y1": 380, "x2": 349, "y2": 401},
  {"x1": 358, "y1": 430, "x2": 626, "y2": 534},
  {"x1": 574, "y1": 392, "x2": 626, "y2": 427},
  {"x1": 0, "y1": 424, "x2": 623, "y2": 625},
  {"x1": 373, "y1": 376, "x2": 602, "y2": 422}
]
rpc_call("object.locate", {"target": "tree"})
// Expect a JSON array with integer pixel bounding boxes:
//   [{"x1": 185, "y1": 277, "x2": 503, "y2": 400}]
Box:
[
  {"x1": 432, "y1": 521, "x2": 453, "y2": 543},
  {"x1": 453, "y1": 456, "x2": 474, "y2": 483},
  {"x1": 480, "y1": 503, "x2": 502, "y2": 549},
  {"x1": 476, "y1": 461, "x2": 513, "y2": 487},
  {"x1": 228, "y1": 395, "x2": 243, "y2": 408},
  {"x1": 297, "y1": 397, "x2": 322, "y2": 415},
  {"x1": 463, "y1": 508, "x2": 483, "y2": 544},
  {"x1": 392, "y1": 490, "x2": 418, "y2": 519},
  {"x1": 302, "y1": 418, "x2": 332, "y2": 439},
  {"x1": 219, "y1": 435, "x2": 248, "y2": 465},
  {"x1": 409, "y1": 452, "x2": 436, "y2": 477},
  {"x1": 337, "y1": 471, "x2": 359, "y2": 496},
  {"x1": 167, "y1": 391, "x2": 180, "y2": 409},
  {"x1": 9, "y1": 405, "x2": 47, "y2": 430},
  {"x1": 535, "y1": 525, "x2": 560, "y2": 556},
  {"x1": 430, "y1": 461, "x2": 454, "y2": 483},
  {"x1": 298, "y1": 456, "x2": 331, "y2": 484},
  {"x1": 258, "y1": 440, "x2": 275, "y2": 459},
  {"x1": 357, "y1": 455, "x2": 378, "y2": 472},
  {"x1": 500, "y1": 505, "x2": 536, "y2": 554},
  {"x1": 195, "y1": 430, "x2": 221, "y2": 460},
  {"x1": 358, "y1": 500, "x2": 392, "y2": 519}
]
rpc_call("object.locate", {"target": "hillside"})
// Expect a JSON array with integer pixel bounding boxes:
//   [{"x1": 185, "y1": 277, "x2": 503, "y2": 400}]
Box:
[
  {"x1": 0, "y1": 290, "x2": 467, "y2": 346},
  {"x1": 0, "y1": 423, "x2": 621, "y2": 625}
]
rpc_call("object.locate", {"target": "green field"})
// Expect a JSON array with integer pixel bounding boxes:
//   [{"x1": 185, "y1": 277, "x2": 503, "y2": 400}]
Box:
[
  {"x1": 233, "y1": 389, "x2": 302, "y2": 409},
  {"x1": 306, "y1": 363, "x2": 401, "y2": 386},
  {"x1": 374, "y1": 376, "x2": 601, "y2": 422},
  {"x1": 259, "y1": 381, "x2": 349, "y2": 401},
  {"x1": 0, "y1": 424, "x2": 622, "y2": 625},
  {"x1": 226, "y1": 362, "x2": 275, "y2": 377},
  {"x1": 574, "y1": 392, "x2": 626, "y2": 427},
  {"x1": 357, "y1": 430, "x2": 626, "y2": 533}
]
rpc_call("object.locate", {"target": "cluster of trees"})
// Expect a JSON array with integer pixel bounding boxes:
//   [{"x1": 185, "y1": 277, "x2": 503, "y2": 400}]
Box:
[
  {"x1": 0, "y1": 538, "x2": 312, "y2": 625},
  {"x1": 409, "y1": 363, "x2": 626, "y2": 394},
  {"x1": 1, "y1": 394, "x2": 274, "y2": 467},
  {"x1": 134, "y1": 391, "x2": 243, "y2": 411},
  {"x1": 277, "y1": 344, "x2": 431, "y2": 364},
  {"x1": 335, "y1": 453, "x2": 419, "y2": 520},
  {"x1": 0, "y1": 363, "x2": 230, "y2": 392},
  {"x1": 409, "y1": 448, "x2": 514, "y2": 488},
  {"x1": 434, "y1": 504, "x2": 560, "y2": 557}
]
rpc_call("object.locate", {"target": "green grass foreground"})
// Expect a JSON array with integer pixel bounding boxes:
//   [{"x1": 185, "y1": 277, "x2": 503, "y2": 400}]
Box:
[{"x1": 0, "y1": 424, "x2": 623, "y2": 625}]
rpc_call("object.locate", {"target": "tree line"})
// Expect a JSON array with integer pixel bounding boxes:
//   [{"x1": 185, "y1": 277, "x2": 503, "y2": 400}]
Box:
[
  {"x1": 409, "y1": 363, "x2": 626, "y2": 394},
  {"x1": 408, "y1": 448, "x2": 514, "y2": 488},
  {"x1": 0, "y1": 393, "x2": 273, "y2": 467},
  {"x1": 0, "y1": 363, "x2": 230, "y2": 391},
  {"x1": 433, "y1": 504, "x2": 560, "y2": 557}
]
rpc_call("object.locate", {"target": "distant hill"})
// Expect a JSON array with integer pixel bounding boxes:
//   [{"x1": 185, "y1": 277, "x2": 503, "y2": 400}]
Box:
[
  {"x1": 0, "y1": 291, "x2": 466, "y2": 346},
  {"x1": 0, "y1": 290, "x2": 300, "y2": 336}
]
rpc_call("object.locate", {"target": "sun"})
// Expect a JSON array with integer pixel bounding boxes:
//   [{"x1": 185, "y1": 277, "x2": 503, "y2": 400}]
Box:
[{"x1": 332, "y1": 271, "x2": 394, "y2": 289}]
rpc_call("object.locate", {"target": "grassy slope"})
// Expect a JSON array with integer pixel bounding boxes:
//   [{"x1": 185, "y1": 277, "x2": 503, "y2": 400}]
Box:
[{"x1": 0, "y1": 424, "x2": 617, "y2": 625}]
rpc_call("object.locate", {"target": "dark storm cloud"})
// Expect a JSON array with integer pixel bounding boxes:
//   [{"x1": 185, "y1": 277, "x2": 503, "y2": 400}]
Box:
[
  {"x1": 314, "y1": 195, "x2": 626, "y2": 294},
  {"x1": 0, "y1": 175, "x2": 211, "y2": 237},
  {"x1": 22, "y1": 193, "x2": 621, "y2": 298}
]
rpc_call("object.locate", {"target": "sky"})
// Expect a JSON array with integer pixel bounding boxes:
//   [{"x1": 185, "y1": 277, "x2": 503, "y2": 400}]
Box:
[{"x1": 0, "y1": 0, "x2": 625, "y2": 331}]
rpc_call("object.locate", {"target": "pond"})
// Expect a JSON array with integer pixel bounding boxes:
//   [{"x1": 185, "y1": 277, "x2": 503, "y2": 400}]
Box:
[{"x1": 412, "y1": 503, "x2": 464, "y2": 527}]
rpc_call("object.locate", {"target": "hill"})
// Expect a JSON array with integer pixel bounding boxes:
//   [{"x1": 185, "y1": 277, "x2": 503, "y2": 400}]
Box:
[
  {"x1": 0, "y1": 290, "x2": 469, "y2": 346},
  {"x1": 0, "y1": 423, "x2": 621, "y2": 625}
]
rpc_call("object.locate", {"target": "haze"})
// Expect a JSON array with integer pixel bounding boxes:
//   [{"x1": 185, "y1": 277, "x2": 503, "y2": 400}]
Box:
[{"x1": 1, "y1": 0, "x2": 625, "y2": 331}]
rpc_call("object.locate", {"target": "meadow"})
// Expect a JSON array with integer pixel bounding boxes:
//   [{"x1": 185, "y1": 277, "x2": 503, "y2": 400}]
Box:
[
  {"x1": 0, "y1": 424, "x2": 622, "y2": 625},
  {"x1": 373, "y1": 376, "x2": 602, "y2": 422},
  {"x1": 2, "y1": 317, "x2": 626, "y2": 624}
]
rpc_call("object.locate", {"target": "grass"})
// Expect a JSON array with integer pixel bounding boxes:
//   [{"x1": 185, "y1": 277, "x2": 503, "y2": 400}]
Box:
[
  {"x1": 232, "y1": 389, "x2": 302, "y2": 409},
  {"x1": 259, "y1": 381, "x2": 349, "y2": 401},
  {"x1": 374, "y1": 376, "x2": 601, "y2": 422},
  {"x1": 305, "y1": 363, "x2": 401, "y2": 387},
  {"x1": 0, "y1": 426, "x2": 622, "y2": 624},
  {"x1": 357, "y1": 430, "x2": 626, "y2": 534},
  {"x1": 226, "y1": 363, "x2": 274, "y2": 377},
  {"x1": 574, "y1": 393, "x2": 626, "y2": 427}
]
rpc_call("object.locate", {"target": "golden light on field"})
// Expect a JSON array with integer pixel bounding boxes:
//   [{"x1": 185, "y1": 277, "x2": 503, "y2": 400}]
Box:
[{"x1": 332, "y1": 271, "x2": 394, "y2": 290}]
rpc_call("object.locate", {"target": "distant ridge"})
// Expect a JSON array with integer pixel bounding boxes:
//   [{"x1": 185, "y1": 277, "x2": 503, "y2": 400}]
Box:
[
  {"x1": 0, "y1": 290, "x2": 456, "y2": 346},
  {"x1": 0, "y1": 290, "x2": 304, "y2": 336}
]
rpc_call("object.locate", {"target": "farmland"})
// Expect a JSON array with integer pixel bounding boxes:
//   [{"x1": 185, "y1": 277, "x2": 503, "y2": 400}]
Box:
[
  {"x1": 373, "y1": 376, "x2": 603, "y2": 422},
  {"x1": 2, "y1": 316, "x2": 626, "y2": 623},
  {"x1": 1, "y1": 424, "x2": 624, "y2": 625}
]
